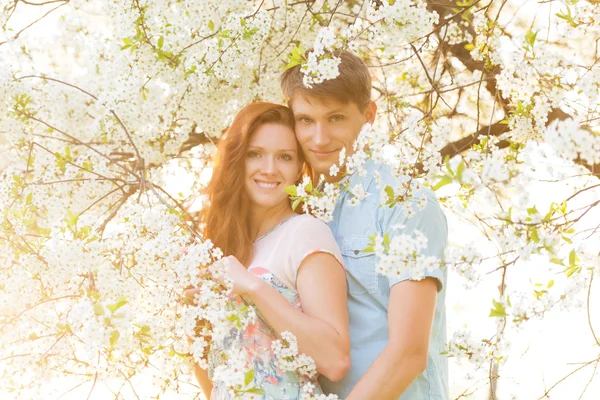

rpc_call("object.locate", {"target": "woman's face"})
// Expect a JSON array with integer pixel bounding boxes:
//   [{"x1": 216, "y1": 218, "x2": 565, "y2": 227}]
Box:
[{"x1": 244, "y1": 123, "x2": 302, "y2": 212}]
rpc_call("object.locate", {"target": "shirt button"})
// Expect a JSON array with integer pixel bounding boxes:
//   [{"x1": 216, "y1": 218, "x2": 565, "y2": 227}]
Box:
[{"x1": 354, "y1": 250, "x2": 359, "y2": 255}]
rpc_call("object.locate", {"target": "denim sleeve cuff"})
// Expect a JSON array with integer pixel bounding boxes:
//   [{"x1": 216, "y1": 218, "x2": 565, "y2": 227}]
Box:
[{"x1": 388, "y1": 266, "x2": 445, "y2": 292}]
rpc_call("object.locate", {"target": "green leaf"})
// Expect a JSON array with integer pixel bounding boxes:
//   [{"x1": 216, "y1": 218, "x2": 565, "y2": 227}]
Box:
[
  {"x1": 456, "y1": 161, "x2": 465, "y2": 181},
  {"x1": 226, "y1": 314, "x2": 237, "y2": 322},
  {"x1": 110, "y1": 329, "x2": 120, "y2": 347},
  {"x1": 525, "y1": 29, "x2": 537, "y2": 48},
  {"x1": 93, "y1": 303, "x2": 104, "y2": 316},
  {"x1": 489, "y1": 299, "x2": 507, "y2": 318},
  {"x1": 284, "y1": 61, "x2": 302, "y2": 70},
  {"x1": 569, "y1": 249, "x2": 578, "y2": 266},
  {"x1": 245, "y1": 388, "x2": 266, "y2": 395},
  {"x1": 550, "y1": 258, "x2": 564, "y2": 266},
  {"x1": 243, "y1": 27, "x2": 259, "y2": 40},
  {"x1": 64, "y1": 145, "x2": 72, "y2": 162},
  {"x1": 208, "y1": 20, "x2": 215, "y2": 30},
  {"x1": 285, "y1": 43, "x2": 306, "y2": 70},
  {"x1": 565, "y1": 264, "x2": 581, "y2": 278},
  {"x1": 157, "y1": 36, "x2": 164, "y2": 49},
  {"x1": 432, "y1": 175, "x2": 453, "y2": 191},
  {"x1": 64, "y1": 210, "x2": 79, "y2": 228},
  {"x1": 305, "y1": 181, "x2": 313, "y2": 193},
  {"x1": 444, "y1": 156, "x2": 453, "y2": 177},
  {"x1": 464, "y1": 43, "x2": 475, "y2": 51},
  {"x1": 291, "y1": 198, "x2": 301, "y2": 211},
  {"x1": 384, "y1": 185, "x2": 395, "y2": 205},
  {"x1": 548, "y1": 280, "x2": 554, "y2": 289},
  {"x1": 284, "y1": 185, "x2": 297, "y2": 196},
  {"x1": 530, "y1": 228, "x2": 539, "y2": 243},
  {"x1": 244, "y1": 369, "x2": 254, "y2": 387},
  {"x1": 107, "y1": 297, "x2": 127, "y2": 313},
  {"x1": 527, "y1": 206, "x2": 539, "y2": 216}
]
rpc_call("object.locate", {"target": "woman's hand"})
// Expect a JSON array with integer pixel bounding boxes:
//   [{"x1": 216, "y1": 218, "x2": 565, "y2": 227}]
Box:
[{"x1": 216, "y1": 256, "x2": 262, "y2": 296}]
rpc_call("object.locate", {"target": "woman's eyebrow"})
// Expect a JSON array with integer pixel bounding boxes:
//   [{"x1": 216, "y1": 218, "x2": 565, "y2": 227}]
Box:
[{"x1": 247, "y1": 146, "x2": 297, "y2": 153}]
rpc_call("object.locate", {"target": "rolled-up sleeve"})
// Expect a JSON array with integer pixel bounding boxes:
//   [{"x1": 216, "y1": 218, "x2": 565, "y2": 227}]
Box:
[{"x1": 380, "y1": 192, "x2": 448, "y2": 291}]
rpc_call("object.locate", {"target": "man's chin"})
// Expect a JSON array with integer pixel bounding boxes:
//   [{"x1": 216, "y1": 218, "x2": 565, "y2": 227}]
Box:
[
  {"x1": 310, "y1": 162, "x2": 335, "y2": 177},
  {"x1": 309, "y1": 165, "x2": 346, "y2": 183}
]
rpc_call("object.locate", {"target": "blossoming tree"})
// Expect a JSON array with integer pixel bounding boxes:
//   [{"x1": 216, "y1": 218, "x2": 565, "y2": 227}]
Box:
[{"x1": 1, "y1": 0, "x2": 599, "y2": 399}]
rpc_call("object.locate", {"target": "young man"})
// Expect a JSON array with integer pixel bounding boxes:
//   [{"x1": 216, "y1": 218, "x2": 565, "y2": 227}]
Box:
[{"x1": 280, "y1": 50, "x2": 448, "y2": 400}]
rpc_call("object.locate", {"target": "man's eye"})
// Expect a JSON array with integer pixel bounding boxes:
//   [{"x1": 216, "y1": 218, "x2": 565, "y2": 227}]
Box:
[
  {"x1": 300, "y1": 117, "x2": 312, "y2": 123},
  {"x1": 331, "y1": 115, "x2": 344, "y2": 122}
]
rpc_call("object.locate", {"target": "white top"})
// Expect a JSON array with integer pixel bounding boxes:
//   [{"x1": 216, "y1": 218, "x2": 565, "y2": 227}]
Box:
[{"x1": 249, "y1": 213, "x2": 344, "y2": 290}]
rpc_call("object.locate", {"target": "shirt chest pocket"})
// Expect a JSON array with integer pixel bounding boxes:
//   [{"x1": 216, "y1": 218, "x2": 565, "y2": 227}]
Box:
[{"x1": 341, "y1": 236, "x2": 379, "y2": 296}]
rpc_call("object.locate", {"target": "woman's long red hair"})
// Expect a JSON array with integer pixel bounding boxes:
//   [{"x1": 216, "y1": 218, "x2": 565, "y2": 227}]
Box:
[{"x1": 203, "y1": 102, "x2": 308, "y2": 266}]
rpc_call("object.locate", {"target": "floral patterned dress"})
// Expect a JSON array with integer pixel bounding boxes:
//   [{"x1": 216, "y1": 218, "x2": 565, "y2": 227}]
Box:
[{"x1": 208, "y1": 214, "x2": 344, "y2": 400}]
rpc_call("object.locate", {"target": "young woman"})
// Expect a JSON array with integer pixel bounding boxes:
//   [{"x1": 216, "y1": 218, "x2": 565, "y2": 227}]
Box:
[{"x1": 190, "y1": 102, "x2": 349, "y2": 399}]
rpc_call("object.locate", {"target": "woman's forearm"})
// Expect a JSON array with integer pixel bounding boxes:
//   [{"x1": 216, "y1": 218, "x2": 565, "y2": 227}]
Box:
[
  {"x1": 246, "y1": 280, "x2": 350, "y2": 381},
  {"x1": 192, "y1": 363, "x2": 213, "y2": 399}
]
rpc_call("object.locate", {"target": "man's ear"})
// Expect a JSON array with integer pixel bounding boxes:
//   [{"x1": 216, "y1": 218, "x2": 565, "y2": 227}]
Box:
[{"x1": 364, "y1": 101, "x2": 377, "y2": 124}]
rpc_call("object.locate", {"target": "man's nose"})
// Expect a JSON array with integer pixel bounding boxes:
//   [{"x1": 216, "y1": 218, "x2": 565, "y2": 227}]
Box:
[{"x1": 313, "y1": 123, "x2": 331, "y2": 147}]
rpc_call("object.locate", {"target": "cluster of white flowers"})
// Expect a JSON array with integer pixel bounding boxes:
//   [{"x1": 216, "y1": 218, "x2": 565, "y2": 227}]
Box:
[
  {"x1": 444, "y1": 329, "x2": 502, "y2": 369},
  {"x1": 302, "y1": 28, "x2": 342, "y2": 88},
  {"x1": 300, "y1": 382, "x2": 340, "y2": 400},
  {"x1": 545, "y1": 118, "x2": 600, "y2": 167},
  {"x1": 328, "y1": 147, "x2": 346, "y2": 178},
  {"x1": 345, "y1": 123, "x2": 388, "y2": 176},
  {"x1": 271, "y1": 331, "x2": 318, "y2": 379},
  {"x1": 211, "y1": 348, "x2": 252, "y2": 397},
  {"x1": 444, "y1": 20, "x2": 473, "y2": 46},
  {"x1": 366, "y1": 0, "x2": 439, "y2": 44},
  {"x1": 371, "y1": 230, "x2": 443, "y2": 281},
  {"x1": 445, "y1": 243, "x2": 484, "y2": 288},
  {"x1": 290, "y1": 176, "x2": 341, "y2": 223},
  {"x1": 469, "y1": 12, "x2": 502, "y2": 67}
]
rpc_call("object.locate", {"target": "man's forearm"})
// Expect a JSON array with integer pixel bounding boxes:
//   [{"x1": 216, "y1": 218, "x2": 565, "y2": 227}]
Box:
[{"x1": 345, "y1": 344, "x2": 427, "y2": 400}]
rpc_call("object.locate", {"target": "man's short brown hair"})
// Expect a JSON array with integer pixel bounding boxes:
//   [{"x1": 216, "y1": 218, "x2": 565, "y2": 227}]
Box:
[{"x1": 280, "y1": 49, "x2": 372, "y2": 111}]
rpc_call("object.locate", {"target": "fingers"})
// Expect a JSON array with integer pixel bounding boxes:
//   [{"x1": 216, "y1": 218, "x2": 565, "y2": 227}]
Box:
[{"x1": 183, "y1": 287, "x2": 201, "y2": 305}]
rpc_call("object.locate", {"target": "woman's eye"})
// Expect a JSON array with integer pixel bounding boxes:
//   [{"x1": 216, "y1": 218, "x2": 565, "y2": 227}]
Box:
[
  {"x1": 300, "y1": 117, "x2": 312, "y2": 123},
  {"x1": 247, "y1": 151, "x2": 260, "y2": 158},
  {"x1": 280, "y1": 154, "x2": 292, "y2": 161}
]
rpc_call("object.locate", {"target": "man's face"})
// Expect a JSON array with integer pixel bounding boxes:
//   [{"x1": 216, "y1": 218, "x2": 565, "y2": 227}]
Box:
[{"x1": 290, "y1": 94, "x2": 377, "y2": 182}]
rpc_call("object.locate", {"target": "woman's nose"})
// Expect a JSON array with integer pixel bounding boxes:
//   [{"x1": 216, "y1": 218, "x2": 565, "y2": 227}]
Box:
[{"x1": 260, "y1": 156, "x2": 276, "y2": 174}]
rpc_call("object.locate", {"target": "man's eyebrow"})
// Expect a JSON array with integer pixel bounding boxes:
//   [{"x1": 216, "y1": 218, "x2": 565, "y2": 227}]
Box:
[
  {"x1": 294, "y1": 112, "x2": 312, "y2": 118},
  {"x1": 294, "y1": 108, "x2": 346, "y2": 118},
  {"x1": 326, "y1": 108, "x2": 346, "y2": 115}
]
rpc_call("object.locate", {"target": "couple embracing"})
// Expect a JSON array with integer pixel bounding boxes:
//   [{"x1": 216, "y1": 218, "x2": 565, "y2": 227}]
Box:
[{"x1": 189, "y1": 50, "x2": 448, "y2": 400}]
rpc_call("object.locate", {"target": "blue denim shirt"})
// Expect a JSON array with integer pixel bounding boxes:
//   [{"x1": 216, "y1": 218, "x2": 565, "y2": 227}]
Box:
[{"x1": 319, "y1": 161, "x2": 449, "y2": 400}]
